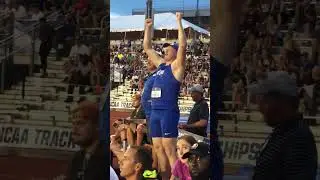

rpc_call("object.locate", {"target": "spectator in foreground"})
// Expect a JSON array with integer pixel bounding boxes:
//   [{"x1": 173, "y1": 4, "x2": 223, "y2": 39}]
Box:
[
  {"x1": 249, "y1": 71, "x2": 317, "y2": 180},
  {"x1": 119, "y1": 145, "x2": 154, "y2": 180},
  {"x1": 171, "y1": 135, "x2": 197, "y2": 180},
  {"x1": 110, "y1": 166, "x2": 119, "y2": 180},
  {"x1": 181, "y1": 142, "x2": 210, "y2": 179},
  {"x1": 66, "y1": 100, "x2": 107, "y2": 180}
]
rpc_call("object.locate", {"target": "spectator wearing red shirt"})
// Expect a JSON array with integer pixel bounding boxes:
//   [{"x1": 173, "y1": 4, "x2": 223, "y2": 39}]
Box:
[{"x1": 72, "y1": 0, "x2": 88, "y2": 15}]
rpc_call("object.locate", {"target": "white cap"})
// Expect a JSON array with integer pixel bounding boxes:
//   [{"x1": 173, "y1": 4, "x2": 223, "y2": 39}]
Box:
[{"x1": 189, "y1": 84, "x2": 204, "y2": 93}]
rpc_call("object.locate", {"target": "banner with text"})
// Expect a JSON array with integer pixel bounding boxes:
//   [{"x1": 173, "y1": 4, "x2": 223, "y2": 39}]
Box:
[
  {"x1": 0, "y1": 124, "x2": 79, "y2": 151},
  {"x1": 219, "y1": 137, "x2": 320, "y2": 165}
]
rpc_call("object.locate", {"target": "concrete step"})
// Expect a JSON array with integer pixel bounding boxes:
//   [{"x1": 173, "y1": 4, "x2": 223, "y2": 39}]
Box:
[
  {"x1": 0, "y1": 110, "x2": 69, "y2": 121},
  {"x1": 33, "y1": 72, "x2": 65, "y2": 79},
  {"x1": 0, "y1": 94, "x2": 42, "y2": 101},
  {"x1": 5, "y1": 89, "x2": 52, "y2": 96},
  {"x1": 10, "y1": 86, "x2": 56, "y2": 93},
  {"x1": 47, "y1": 59, "x2": 66, "y2": 66},
  {"x1": 0, "y1": 104, "x2": 20, "y2": 110},
  {"x1": 0, "y1": 99, "x2": 45, "y2": 107},
  {"x1": 26, "y1": 76, "x2": 63, "y2": 83}
]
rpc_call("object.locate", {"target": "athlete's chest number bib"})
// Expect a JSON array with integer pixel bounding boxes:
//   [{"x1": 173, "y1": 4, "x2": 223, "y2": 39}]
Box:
[{"x1": 151, "y1": 87, "x2": 162, "y2": 98}]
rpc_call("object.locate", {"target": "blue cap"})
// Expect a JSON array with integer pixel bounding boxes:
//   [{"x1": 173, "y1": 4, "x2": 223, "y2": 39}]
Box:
[{"x1": 162, "y1": 43, "x2": 179, "y2": 52}]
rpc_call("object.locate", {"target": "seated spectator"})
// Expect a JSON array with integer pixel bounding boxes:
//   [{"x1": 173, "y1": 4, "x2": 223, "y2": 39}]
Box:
[
  {"x1": 131, "y1": 75, "x2": 139, "y2": 92},
  {"x1": 121, "y1": 94, "x2": 146, "y2": 147},
  {"x1": 31, "y1": 6, "x2": 44, "y2": 21},
  {"x1": 64, "y1": 38, "x2": 90, "y2": 82},
  {"x1": 65, "y1": 54, "x2": 91, "y2": 103},
  {"x1": 12, "y1": 3, "x2": 27, "y2": 19},
  {"x1": 72, "y1": 0, "x2": 88, "y2": 18}
]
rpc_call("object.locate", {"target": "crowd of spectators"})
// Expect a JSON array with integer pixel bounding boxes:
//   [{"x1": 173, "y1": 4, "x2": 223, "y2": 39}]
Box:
[
  {"x1": 0, "y1": 0, "x2": 107, "y2": 103},
  {"x1": 109, "y1": 36, "x2": 211, "y2": 179},
  {"x1": 227, "y1": 0, "x2": 320, "y2": 116},
  {"x1": 110, "y1": 85, "x2": 210, "y2": 179},
  {"x1": 0, "y1": 0, "x2": 104, "y2": 26},
  {"x1": 110, "y1": 40, "x2": 210, "y2": 98}
]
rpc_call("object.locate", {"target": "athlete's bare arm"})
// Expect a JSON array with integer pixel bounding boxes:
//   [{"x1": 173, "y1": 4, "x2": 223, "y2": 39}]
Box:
[
  {"x1": 143, "y1": 19, "x2": 163, "y2": 67},
  {"x1": 171, "y1": 12, "x2": 187, "y2": 82}
]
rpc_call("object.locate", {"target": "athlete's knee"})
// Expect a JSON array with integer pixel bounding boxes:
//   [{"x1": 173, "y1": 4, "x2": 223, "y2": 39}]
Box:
[
  {"x1": 162, "y1": 138, "x2": 177, "y2": 156},
  {"x1": 152, "y1": 139, "x2": 165, "y2": 152}
]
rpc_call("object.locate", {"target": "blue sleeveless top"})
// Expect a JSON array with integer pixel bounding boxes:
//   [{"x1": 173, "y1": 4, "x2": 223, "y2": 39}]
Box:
[
  {"x1": 151, "y1": 64, "x2": 180, "y2": 110},
  {"x1": 141, "y1": 71, "x2": 157, "y2": 118}
]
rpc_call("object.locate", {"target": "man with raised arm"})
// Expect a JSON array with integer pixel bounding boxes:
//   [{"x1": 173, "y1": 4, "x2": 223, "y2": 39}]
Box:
[{"x1": 143, "y1": 12, "x2": 187, "y2": 179}]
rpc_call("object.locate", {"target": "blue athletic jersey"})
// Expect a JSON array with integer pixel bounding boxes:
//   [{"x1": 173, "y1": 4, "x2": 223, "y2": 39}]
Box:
[
  {"x1": 151, "y1": 64, "x2": 180, "y2": 109},
  {"x1": 141, "y1": 71, "x2": 157, "y2": 118}
]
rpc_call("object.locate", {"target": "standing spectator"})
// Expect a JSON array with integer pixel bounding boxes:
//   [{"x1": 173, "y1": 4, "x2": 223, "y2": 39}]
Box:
[
  {"x1": 249, "y1": 71, "x2": 317, "y2": 180},
  {"x1": 178, "y1": 84, "x2": 209, "y2": 137},
  {"x1": 303, "y1": 2, "x2": 316, "y2": 36},
  {"x1": 66, "y1": 100, "x2": 107, "y2": 180},
  {"x1": 39, "y1": 17, "x2": 54, "y2": 78}
]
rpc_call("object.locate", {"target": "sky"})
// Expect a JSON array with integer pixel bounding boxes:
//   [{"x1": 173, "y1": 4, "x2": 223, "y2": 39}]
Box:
[{"x1": 110, "y1": 0, "x2": 209, "y2": 17}]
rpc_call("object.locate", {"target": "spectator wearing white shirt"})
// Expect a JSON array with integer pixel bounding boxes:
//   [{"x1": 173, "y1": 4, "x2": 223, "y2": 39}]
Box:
[
  {"x1": 110, "y1": 166, "x2": 119, "y2": 180},
  {"x1": 65, "y1": 54, "x2": 91, "y2": 103},
  {"x1": 69, "y1": 40, "x2": 90, "y2": 57},
  {"x1": 13, "y1": 3, "x2": 27, "y2": 19},
  {"x1": 64, "y1": 38, "x2": 90, "y2": 82},
  {"x1": 31, "y1": 6, "x2": 44, "y2": 21}
]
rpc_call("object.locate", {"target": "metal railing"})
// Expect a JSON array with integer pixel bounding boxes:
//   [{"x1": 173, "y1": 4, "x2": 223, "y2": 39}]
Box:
[{"x1": 0, "y1": 11, "x2": 65, "y2": 93}]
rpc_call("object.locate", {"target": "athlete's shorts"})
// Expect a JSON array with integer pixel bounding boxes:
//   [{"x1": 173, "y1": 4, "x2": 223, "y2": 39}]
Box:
[{"x1": 150, "y1": 108, "x2": 180, "y2": 138}]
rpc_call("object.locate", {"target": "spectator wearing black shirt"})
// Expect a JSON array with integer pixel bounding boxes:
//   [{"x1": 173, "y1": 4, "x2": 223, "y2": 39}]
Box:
[
  {"x1": 178, "y1": 84, "x2": 209, "y2": 137},
  {"x1": 248, "y1": 71, "x2": 317, "y2": 180},
  {"x1": 39, "y1": 17, "x2": 54, "y2": 77},
  {"x1": 66, "y1": 100, "x2": 107, "y2": 180}
]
